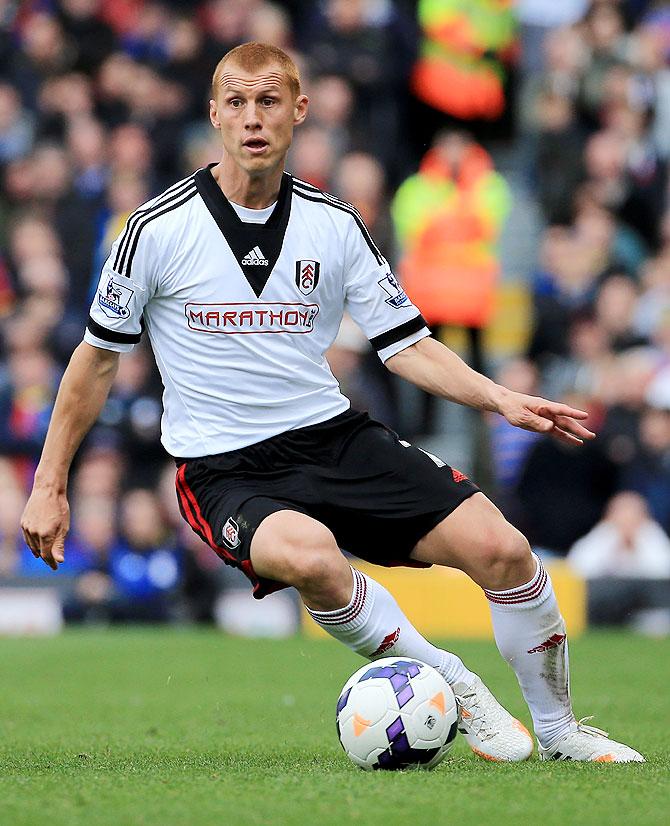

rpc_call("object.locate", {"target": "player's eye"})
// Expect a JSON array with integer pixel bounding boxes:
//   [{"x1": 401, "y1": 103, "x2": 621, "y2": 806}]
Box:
[
  {"x1": 261, "y1": 97, "x2": 276, "y2": 106},
  {"x1": 229, "y1": 98, "x2": 244, "y2": 108}
]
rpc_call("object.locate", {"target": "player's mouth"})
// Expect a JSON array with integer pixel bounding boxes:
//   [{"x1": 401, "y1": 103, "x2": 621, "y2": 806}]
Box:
[{"x1": 243, "y1": 137, "x2": 269, "y2": 155}]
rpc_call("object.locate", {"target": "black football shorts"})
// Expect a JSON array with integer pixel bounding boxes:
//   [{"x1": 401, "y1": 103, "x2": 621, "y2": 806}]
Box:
[{"x1": 174, "y1": 409, "x2": 479, "y2": 598}]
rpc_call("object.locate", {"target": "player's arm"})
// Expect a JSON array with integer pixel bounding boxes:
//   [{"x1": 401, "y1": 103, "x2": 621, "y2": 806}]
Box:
[
  {"x1": 385, "y1": 336, "x2": 595, "y2": 445},
  {"x1": 20, "y1": 343, "x2": 120, "y2": 570}
]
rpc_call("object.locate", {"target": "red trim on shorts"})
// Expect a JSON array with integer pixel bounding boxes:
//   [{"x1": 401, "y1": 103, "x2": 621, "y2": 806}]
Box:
[
  {"x1": 174, "y1": 466, "x2": 286, "y2": 599},
  {"x1": 174, "y1": 467, "x2": 207, "y2": 544},
  {"x1": 175, "y1": 464, "x2": 236, "y2": 563},
  {"x1": 240, "y1": 560, "x2": 287, "y2": 599}
]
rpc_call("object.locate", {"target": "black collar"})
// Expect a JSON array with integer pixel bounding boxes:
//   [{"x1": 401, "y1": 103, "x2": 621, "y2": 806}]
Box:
[{"x1": 194, "y1": 164, "x2": 293, "y2": 297}]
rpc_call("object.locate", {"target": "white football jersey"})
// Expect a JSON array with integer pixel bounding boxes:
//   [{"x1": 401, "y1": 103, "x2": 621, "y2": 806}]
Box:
[{"x1": 85, "y1": 166, "x2": 430, "y2": 457}]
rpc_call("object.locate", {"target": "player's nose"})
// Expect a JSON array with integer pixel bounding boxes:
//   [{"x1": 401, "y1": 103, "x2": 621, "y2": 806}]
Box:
[{"x1": 244, "y1": 103, "x2": 262, "y2": 128}]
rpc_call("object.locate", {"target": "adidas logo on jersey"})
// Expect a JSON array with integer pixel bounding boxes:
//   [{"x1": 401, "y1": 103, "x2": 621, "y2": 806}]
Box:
[{"x1": 241, "y1": 246, "x2": 269, "y2": 266}]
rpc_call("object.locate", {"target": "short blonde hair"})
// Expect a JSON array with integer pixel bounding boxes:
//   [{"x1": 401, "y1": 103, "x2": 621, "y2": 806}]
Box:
[{"x1": 211, "y1": 42, "x2": 301, "y2": 99}]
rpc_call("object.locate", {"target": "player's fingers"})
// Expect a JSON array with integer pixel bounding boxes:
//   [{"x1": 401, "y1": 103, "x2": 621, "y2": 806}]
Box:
[
  {"x1": 37, "y1": 536, "x2": 58, "y2": 570},
  {"x1": 522, "y1": 414, "x2": 554, "y2": 434},
  {"x1": 550, "y1": 426, "x2": 584, "y2": 446},
  {"x1": 40, "y1": 552, "x2": 58, "y2": 571},
  {"x1": 554, "y1": 416, "x2": 596, "y2": 439},
  {"x1": 22, "y1": 527, "x2": 41, "y2": 557},
  {"x1": 52, "y1": 533, "x2": 66, "y2": 565},
  {"x1": 537, "y1": 403, "x2": 589, "y2": 420}
]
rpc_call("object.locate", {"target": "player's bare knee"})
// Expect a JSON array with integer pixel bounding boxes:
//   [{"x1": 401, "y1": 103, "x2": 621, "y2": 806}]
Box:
[
  {"x1": 280, "y1": 525, "x2": 350, "y2": 602},
  {"x1": 479, "y1": 527, "x2": 533, "y2": 590}
]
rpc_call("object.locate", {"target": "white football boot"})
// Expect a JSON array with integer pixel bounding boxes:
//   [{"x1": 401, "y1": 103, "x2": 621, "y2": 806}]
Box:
[
  {"x1": 452, "y1": 675, "x2": 534, "y2": 762},
  {"x1": 538, "y1": 718, "x2": 645, "y2": 762}
]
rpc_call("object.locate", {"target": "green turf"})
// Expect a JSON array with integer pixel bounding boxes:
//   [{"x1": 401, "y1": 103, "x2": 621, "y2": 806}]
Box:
[{"x1": 0, "y1": 629, "x2": 667, "y2": 826}]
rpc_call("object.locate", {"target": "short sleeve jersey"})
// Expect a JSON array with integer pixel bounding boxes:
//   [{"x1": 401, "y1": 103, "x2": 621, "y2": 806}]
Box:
[{"x1": 85, "y1": 166, "x2": 430, "y2": 457}]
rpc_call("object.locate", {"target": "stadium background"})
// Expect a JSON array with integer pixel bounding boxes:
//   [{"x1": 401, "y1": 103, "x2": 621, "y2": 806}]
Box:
[{"x1": 1, "y1": 0, "x2": 670, "y2": 637}]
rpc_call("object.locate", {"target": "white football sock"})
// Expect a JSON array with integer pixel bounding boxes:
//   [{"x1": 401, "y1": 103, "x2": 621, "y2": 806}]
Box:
[
  {"x1": 484, "y1": 553, "x2": 574, "y2": 747},
  {"x1": 306, "y1": 567, "x2": 474, "y2": 686}
]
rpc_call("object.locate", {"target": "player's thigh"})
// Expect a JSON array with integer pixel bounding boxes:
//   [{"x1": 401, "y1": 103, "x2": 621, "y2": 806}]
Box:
[
  {"x1": 410, "y1": 492, "x2": 535, "y2": 589},
  {"x1": 251, "y1": 509, "x2": 351, "y2": 595}
]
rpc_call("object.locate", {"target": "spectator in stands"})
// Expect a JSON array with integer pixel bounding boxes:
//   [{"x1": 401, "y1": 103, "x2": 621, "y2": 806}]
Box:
[
  {"x1": 515, "y1": 394, "x2": 617, "y2": 553},
  {"x1": 0, "y1": 459, "x2": 27, "y2": 577},
  {"x1": 288, "y1": 124, "x2": 337, "y2": 190},
  {"x1": 528, "y1": 226, "x2": 603, "y2": 366},
  {"x1": 392, "y1": 130, "x2": 510, "y2": 377},
  {"x1": 0, "y1": 348, "x2": 59, "y2": 475},
  {"x1": 335, "y1": 151, "x2": 395, "y2": 263},
  {"x1": 619, "y1": 383, "x2": 670, "y2": 533},
  {"x1": 579, "y1": 2, "x2": 628, "y2": 129},
  {"x1": 569, "y1": 490, "x2": 670, "y2": 578},
  {"x1": 0, "y1": 83, "x2": 34, "y2": 164},
  {"x1": 71, "y1": 443, "x2": 125, "y2": 499},
  {"x1": 92, "y1": 347, "x2": 164, "y2": 487},
  {"x1": 106, "y1": 488, "x2": 182, "y2": 622},
  {"x1": 568, "y1": 491, "x2": 670, "y2": 630},
  {"x1": 489, "y1": 358, "x2": 542, "y2": 507},
  {"x1": 307, "y1": 75, "x2": 354, "y2": 159},
  {"x1": 594, "y1": 273, "x2": 648, "y2": 351},
  {"x1": 534, "y1": 91, "x2": 585, "y2": 224},
  {"x1": 302, "y1": 0, "x2": 415, "y2": 177}
]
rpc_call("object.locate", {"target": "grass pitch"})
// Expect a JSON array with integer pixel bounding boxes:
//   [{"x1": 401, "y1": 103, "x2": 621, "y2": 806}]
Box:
[{"x1": 0, "y1": 629, "x2": 667, "y2": 826}]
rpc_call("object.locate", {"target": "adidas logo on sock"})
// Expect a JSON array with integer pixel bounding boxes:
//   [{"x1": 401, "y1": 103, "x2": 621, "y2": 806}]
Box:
[
  {"x1": 241, "y1": 246, "x2": 269, "y2": 266},
  {"x1": 369, "y1": 627, "x2": 400, "y2": 657},
  {"x1": 527, "y1": 633, "x2": 566, "y2": 654}
]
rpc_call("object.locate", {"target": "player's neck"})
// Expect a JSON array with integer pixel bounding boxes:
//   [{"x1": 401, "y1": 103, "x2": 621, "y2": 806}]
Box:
[{"x1": 212, "y1": 158, "x2": 284, "y2": 209}]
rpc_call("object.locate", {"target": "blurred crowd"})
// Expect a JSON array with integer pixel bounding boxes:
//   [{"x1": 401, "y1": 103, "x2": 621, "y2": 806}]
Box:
[{"x1": 1, "y1": 0, "x2": 669, "y2": 631}]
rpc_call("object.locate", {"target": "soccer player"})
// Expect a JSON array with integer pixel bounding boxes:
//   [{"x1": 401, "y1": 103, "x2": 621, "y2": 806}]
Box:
[{"x1": 21, "y1": 42, "x2": 642, "y2": 763}]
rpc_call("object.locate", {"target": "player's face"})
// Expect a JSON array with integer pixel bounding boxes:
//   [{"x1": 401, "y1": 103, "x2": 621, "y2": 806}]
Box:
[{"x1": 210, "y1": 63, "x2": 308, "y2": 176}]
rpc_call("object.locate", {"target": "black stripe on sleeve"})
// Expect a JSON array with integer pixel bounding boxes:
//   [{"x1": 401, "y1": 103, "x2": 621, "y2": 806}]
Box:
[
  {"x1": 292, "y1": 188, "x2": 385, "y2": 266},
  {"x1": 369, "y1": 314, "x2": 428, "y2": 352},
  {"x1": 113, "y1": 175, "x2": 195, "y2": 272},
  {"x1": 120, "y1": 185, "x2": 197, "y2": 277},
  {"x1": 292, "y1": 177, "x2": 386, "y2": 263},
  {"x1": 87, "y1": 315, "x2": 143, "y2": 344}
]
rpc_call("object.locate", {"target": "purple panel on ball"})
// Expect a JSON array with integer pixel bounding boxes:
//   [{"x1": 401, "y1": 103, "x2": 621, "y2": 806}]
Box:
[
  {"x1": 359, "y1": 665, "x2": 395, "y2": 682},
  {"x1": 392, "y1": 732, "x2": 411, "y2": 754},
  {"x1": 396, "y1": 685, "x2": 414, "y2": 708},
  {"x1": 390, "y1": 673, "x2": 407, "y2": 691},
  {"x1": 376, "y1": 750, "x2": 395, "y2": 769},
  {"x1": 373, "y1": 724, "x2": 441, "y2": 770},
  {"x1": 336, "y1": 687, "x2": 351, "y2": 715},
  {"x1": 386, "y1": 716, "x2": 404, "y2": 741}
]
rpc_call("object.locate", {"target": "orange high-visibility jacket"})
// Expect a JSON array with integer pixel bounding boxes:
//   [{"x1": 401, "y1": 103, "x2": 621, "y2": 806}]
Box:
[{"x1": 391, "y1": 145, "x2": 510, "y2": 328}]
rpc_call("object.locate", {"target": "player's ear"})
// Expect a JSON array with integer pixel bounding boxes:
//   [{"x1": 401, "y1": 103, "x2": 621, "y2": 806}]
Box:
[
  {"x1": 209, "y1": 99, "x2": 220, "y2": 129},
  {"x1": 294, "y1": 94, "x2": 308, "y2": 126}
]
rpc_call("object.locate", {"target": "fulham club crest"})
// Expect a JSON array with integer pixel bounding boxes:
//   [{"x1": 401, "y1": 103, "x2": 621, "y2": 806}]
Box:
[
  {"x1": 295, "y1": 259, "x2": 320, "y2": 295},
  {"x1": 222, "y1": 517, "x2": 241, "y2": 549}
]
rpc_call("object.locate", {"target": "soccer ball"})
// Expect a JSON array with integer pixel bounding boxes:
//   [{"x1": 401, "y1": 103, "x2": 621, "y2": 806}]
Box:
[{"x1": 336, "y1": 657, "x2": 458, "y2": 770}]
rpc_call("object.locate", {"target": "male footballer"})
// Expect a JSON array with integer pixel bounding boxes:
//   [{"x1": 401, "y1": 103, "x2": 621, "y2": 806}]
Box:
[{"x1": 22, "y1": 42, "x2": 642, "y2": 762}]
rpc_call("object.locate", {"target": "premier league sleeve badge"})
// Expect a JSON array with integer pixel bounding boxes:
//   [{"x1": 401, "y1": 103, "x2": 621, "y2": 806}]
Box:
[{"x1": 98, "y1": 274, "x2": 135, "y2": 319}]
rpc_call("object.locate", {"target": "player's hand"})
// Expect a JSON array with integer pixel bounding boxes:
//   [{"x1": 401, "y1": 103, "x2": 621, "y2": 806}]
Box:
[
  {"x1": 497, "y1": 392, "x2": 596, "y2": 446},
  {"x1": 20, "y1": 486, "x2": 70, "y2": 570}
]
